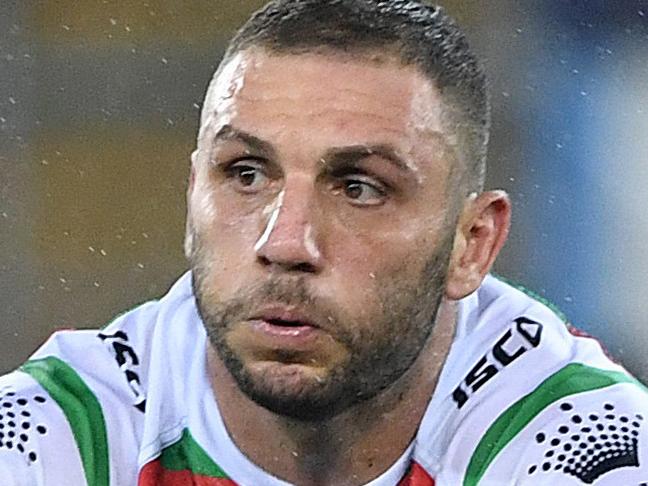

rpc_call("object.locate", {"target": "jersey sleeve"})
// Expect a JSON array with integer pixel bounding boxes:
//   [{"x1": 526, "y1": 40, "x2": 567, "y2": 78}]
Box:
[
  {"x1": 0, "y1": 370, "x2": 87, "y2": 486},
  {"x1": 0, "y1": 445, "x2": 33, "y2": 486},
  {"x1": 483, "y1": 381, "x2": 648, "y2": 485}
]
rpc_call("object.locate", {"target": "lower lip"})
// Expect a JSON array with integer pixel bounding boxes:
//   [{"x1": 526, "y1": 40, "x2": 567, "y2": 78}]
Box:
[{"x1": 251, "y1": 320, "x2": 319, "y2": 341}]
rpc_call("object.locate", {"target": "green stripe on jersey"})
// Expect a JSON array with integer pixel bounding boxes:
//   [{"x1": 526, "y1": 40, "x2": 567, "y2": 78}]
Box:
[
  {"x1": 463, "y1": 363, "x2": 646, "y2": 486},
  {"x1": 161, "y1": 428, "x2": 229, "y2": 477},
  {"x1": 21, "y1": 357, "x2": 110, "y2": 486}
]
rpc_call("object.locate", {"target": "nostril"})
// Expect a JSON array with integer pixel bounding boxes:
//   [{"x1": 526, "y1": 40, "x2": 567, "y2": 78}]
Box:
[
  {"x1": 294, "y1": 262, "x2": 317, "y2": 273},
  {"x1": 258, "y1": 255, "x2": 272, "y2": 267},
  {"x1": 256, "y1": 254, "x2": 317, "y2": 273}
]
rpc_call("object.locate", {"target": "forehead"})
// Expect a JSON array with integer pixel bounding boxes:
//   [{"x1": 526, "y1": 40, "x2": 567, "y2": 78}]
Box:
[{"x1": 201, "y1": 49, "x2": 448, "y2": 150}]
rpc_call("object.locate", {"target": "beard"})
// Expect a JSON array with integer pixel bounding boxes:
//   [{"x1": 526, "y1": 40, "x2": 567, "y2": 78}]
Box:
[{"x1": 189, "y1": 228, "x2": 454, "y2": 422}]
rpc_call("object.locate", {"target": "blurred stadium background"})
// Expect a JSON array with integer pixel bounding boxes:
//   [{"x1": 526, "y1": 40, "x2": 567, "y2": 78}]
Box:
[{"x1": 1, "y1": 1, "x2": 647, "y2": 381}]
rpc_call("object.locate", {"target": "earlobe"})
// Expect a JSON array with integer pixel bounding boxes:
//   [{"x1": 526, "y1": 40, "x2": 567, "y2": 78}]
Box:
[{"x1": 445, "y1": 190, "x2": 511, "y2": 300}]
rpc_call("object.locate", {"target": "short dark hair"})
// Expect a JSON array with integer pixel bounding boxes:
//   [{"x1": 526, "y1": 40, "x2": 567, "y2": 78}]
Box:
[{"x1": 218, "y1": 0, "x2": 489, "y2": 193}]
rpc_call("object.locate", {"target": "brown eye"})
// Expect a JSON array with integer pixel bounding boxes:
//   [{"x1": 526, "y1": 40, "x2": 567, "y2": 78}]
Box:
[
  {"x1": 237, "y1": 167, "x2": 259, "y2": 186},
  {"x1": 226, "y1": 161, "x2": 269, "y2": 193},
  {"x1": 340, "y1": 178, "x2": 387, "y2": 206}
]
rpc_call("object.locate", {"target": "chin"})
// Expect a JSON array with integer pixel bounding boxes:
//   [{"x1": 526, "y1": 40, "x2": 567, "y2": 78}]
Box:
[{"x1": 228, "y1": 357, "x2": 355, "y2": 421}]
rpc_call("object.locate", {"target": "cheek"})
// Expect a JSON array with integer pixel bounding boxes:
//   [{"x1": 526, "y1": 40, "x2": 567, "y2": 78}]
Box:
[
  {"x1": 325, "y1": 229, "x2": 434, "y2": 316},
  {"x1": 190, "y1": 185, "x2": 263, "y2": 274},
  {"x1": 329, "y1": 215, "x2": 440, "y2": 276}
]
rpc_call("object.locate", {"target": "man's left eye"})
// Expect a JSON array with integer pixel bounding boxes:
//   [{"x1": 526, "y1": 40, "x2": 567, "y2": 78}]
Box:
[{"x1": 340, "y1": 178, "x2": 387, "y2": 206}]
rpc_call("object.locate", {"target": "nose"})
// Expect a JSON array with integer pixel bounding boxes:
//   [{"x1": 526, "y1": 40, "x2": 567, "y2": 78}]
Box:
[{"x1": 255, "y1": 184, "x2": 324, "y2": 273}]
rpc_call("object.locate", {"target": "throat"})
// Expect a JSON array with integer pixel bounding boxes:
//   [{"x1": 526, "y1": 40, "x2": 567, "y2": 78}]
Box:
[
  {"x1": 206, "y1": 299, "x2": 458, "y2": 486},
  {"x1": 207, "y1": 344, "x2": 436, "y2": 486}
]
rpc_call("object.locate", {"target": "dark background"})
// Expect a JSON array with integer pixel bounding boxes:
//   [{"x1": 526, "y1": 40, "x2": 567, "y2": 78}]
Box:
[{"x1": 1, "y1": 1, "x2": 647, "y2": 381}]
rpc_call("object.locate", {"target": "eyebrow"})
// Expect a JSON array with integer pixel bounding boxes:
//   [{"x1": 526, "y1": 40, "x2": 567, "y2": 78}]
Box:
[
  {"x1": 213, "y1": 125, "x2": 412, "y2": 174},
  {"x1": 213, "y1": 124, "x2": 276, "y2": 158},
  {"x1": 323, "y1": 144, "x2": 412, "y2": 173}
]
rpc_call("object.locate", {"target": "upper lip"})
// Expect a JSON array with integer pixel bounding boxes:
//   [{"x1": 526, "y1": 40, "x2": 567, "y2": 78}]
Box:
[{"x1": 253, "y1": 304, "x2": 321, "y2": 328}]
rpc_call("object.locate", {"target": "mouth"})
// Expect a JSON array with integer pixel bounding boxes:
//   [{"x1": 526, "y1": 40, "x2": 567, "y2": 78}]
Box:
[
  {"x1": 255, "y1": 305, "x2": 320, "y2": 329},
  {"x1": 249, "y1": 306, "x2": 322, "y2": 340},
  {"x1": 265, "y1": 318, "x2": 310, "y2": 327}
]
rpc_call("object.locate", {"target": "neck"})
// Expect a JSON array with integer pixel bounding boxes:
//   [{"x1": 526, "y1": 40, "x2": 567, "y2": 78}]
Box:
[{"x1": 207, "y1": 299, "x2": 458, "y2": 486}]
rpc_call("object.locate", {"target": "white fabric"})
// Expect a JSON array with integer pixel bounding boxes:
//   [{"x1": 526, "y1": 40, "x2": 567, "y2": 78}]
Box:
[{"x1": 0, "y1": 272, "x2": 645, "y2": 485}]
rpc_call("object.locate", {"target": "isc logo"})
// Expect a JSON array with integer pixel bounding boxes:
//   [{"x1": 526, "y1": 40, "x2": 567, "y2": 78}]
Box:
[
  {"x1": 98, "y1": 330, "x2": 147, "y2": 413},
  {"x1": 452, "y1": 317, "x2": 543, "y2": 409}
]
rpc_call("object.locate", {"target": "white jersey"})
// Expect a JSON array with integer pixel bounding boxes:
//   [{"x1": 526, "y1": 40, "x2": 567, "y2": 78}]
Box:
[{"x1": 0, "y1": 272, "x2": 646, "y2": 485}]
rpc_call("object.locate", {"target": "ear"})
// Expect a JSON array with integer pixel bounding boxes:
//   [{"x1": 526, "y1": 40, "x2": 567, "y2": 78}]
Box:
[
  {"x1": 445, "y1": 190, "x2": 511, "y2": 300},
  {"x1": 188, "y1": 149, "x2": 199, "y2": 194},
  {"x1": 184, "y1": 150, "x2": 200, "y2": 259}
]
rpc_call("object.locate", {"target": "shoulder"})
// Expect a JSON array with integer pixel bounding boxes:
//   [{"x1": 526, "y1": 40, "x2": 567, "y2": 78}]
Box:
[
  {"x1": 433, "y1": 275, "x2": 648, "y2": 485},
  {"x1": 0, "y1": 312, "x2": 156, "y2": 485},
  {"x1": 0, "y1": 272, "x2": 201, "y2": 484},
  {"x1": 0, "y1": 325, "x2": 148, "y2": 486},
  {"x1": 477, "y1": 374, "x2": 648, "y2": 485},
  {"x1": 0, "y1": 368, "x2": 87, "y2": 484}
]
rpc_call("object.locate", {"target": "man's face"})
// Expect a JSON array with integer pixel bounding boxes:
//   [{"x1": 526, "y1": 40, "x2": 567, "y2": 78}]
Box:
[{"x1": 188, "y1": 49, "x2": 460, "y2": 420}]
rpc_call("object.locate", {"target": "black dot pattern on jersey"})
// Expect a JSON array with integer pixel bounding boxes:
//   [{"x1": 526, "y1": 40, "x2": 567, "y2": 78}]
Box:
[
  {"x1": 0, "y1": 386, "x2": 49, "y2": 464},
  {"x1": 527, "y1": 402, "x2": 644, "y2": 484}
]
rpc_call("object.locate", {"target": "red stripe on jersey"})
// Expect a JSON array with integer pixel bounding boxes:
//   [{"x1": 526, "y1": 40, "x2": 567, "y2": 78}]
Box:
[
  {"x1": 138, "y1": 460, "x2": 238, "y2": 486},
  {"x1": 397, "y1": 461, "x2": 436, "y2": 486},
  {"x1": 139, "y1": 457, "x2": 435, "y2": 486}
]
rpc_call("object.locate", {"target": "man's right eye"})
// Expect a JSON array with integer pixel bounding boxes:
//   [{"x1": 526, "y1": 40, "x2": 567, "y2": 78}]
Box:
[{"x1": 225, "y1": 160, "x2": 270, "y2": 193}]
